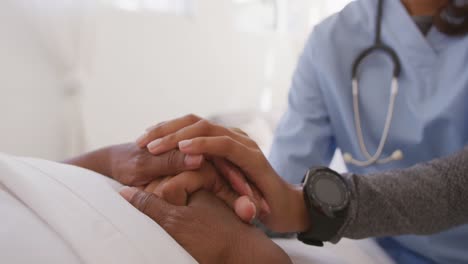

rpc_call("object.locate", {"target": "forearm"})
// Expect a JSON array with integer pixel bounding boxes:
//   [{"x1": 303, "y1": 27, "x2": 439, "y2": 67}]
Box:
[
  {"x1": 334, "y1": 146, "x2": 468, "y2": 241},
  {"x1": 62, "y1": 147, "x2": 112, "y2": 177}
]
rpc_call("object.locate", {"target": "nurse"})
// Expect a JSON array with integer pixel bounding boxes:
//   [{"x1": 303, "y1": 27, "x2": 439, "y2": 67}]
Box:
[
  {"x1": 137, "y1": 0, "x2": 468, "y2": 263},
  {"x1": 268, "y1": 0, "x2": 468, "y2": 263}
]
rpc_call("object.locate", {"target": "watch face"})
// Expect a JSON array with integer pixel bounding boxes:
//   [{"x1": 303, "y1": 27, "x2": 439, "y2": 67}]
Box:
[{"x1": 307, "y1": 171, "x2": 348, "y2": 211}]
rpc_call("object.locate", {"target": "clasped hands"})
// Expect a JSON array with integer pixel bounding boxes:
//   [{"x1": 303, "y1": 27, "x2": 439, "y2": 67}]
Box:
[{"x1": 96, "y1": 114, "x2": 310, "y2": 263}]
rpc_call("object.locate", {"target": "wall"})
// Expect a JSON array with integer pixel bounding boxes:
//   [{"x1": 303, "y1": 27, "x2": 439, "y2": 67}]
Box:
[
  {"x1": 82, "y1": 0, "x2": 302, "y2": 150},
  {"x1": 0, "y1": 1, "x2": 67, "y2": 160},
  {"x1": 0, "y1": 0, "x2": 353, "y2": 162}
]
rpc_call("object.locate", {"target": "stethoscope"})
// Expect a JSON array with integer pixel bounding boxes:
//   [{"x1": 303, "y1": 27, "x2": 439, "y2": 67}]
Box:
[{"x1": 343, "y1": 0, "x2": 404, "y2": 167}]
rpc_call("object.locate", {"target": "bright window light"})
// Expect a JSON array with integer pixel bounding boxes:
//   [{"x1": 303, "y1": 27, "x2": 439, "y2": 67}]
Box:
[
  {"x1": 232, "y1": 0, "x2": 277, "y2": 33},
  {"x1": 107, "y1": 0, "x2": 194, "y2": 15},
  {"x1": 232, "y1": 0, "x2": 354, "y2": 33}
]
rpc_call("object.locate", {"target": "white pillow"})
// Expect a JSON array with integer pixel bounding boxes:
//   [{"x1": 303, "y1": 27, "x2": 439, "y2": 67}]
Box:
[{"x1": 0, "y1": 153, "x2": 196, "y2": 264}]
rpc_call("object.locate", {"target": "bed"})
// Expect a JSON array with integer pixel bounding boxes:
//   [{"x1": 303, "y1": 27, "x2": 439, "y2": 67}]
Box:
[{"x1": 0, "y1": 153, "x2": 395, "y2": 264}]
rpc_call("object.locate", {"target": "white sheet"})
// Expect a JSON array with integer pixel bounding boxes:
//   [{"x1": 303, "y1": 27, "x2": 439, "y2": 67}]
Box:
[
  {"x1": 274, "y1": 238, "x2": 395, "y2": 264},
  {"x1": 0, "y1": 153, "x2": 196, "y2": 264},
  {"x1": 0, "y1": 153, "x2": 395, "y2": 264}
]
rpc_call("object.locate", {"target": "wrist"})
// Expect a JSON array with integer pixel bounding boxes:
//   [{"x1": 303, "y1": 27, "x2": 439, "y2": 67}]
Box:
[
  {"x1": 226, "y1": 228, "x2": 292, "y2": 264},
  {"x1": 63, "y1": 147, "x2": 112, "y2": 177},
  {"x1": 288, "y1": 185, "x2": 311, "y2": 232},
  {"x1": 93, "y1": 146, "x2": 113, "y2": 177}
]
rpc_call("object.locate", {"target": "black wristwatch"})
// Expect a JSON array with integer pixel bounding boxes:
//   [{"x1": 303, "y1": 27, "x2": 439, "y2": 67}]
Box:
[{"x1": 297, "y1": 167, "x2": 350, "y2": 246}]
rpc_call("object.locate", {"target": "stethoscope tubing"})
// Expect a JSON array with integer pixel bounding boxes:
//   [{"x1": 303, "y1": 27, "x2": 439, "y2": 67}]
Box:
[{"x1": 344, "y1": 0, "x2": 403, "y2": 167}]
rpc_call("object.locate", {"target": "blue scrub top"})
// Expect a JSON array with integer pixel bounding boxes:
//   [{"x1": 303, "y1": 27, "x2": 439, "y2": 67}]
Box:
[{"x1": 269, "y1": 0, "x2": 468, "y2": 263}]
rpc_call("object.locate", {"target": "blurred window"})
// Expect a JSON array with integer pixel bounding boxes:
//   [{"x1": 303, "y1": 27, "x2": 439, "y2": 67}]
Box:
[
  {"x1": 232, "y1": 0, "x2": 277, "y2": 32},
  {"x1": 107, "y1": 0, "x2": 194, "y2": 15},
  {"x1": 232, "y1": 0, "x2": 354, "y2": 33}
]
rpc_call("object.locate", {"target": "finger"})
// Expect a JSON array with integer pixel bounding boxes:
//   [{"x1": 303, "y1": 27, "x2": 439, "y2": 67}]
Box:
[
  {"x1": 190, "y1": 177, "x2": 257, "y2": 224},
  {"x1": 214, "y1": 158, "x2": 270, "y2": 217},
  {"x1": 233, "y1": 195, "x2": 257, "y2": 224},
  {"x1": 143, "y1": 177, "x2": 166, "y2": 193},
  {"x1": 212, "y1": 157, "x2": 254, "y2": 197},
  {"x1": 139, "y1": 150, "x2": 204, "y2": 182},
  {"x1": 251, "y1": 185, "x2": 271, "y2": 217},
  {"x1": 177, "y1": 137, "x2": 272, "y2": 192},
  {"x1": 146, "y1": 120, "x2": 257, "y2": 156},
  {"x1": 120, "y1": 187, "x2": 174, "y2": 224},
  {"x1": 136, "y1": 114, "x2": 202, "y2": 148},
  {"x1": 155, "y1": 165, "x2": 219, "y2": 206},
  {"x1": 153, "y1": 176, "x2": 175, "y2": 196},
  {"x1": 230, "y1": 127, "x2": 248, "y2": 137},
  {"x1": 145, "y1": 121, "x2": 166, "y2": 132},
  {"x1": 157, "y1": 173, "x2": 206, "y2": 206}
]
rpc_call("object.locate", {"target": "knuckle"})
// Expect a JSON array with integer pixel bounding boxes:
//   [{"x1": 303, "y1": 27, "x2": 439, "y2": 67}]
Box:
[
  {"x1": 163, "y1": 133, "x2": 177, "y2": 144},
  {"x1": 161, "y1": 182, "x2": 175, "y2": 198},
  {"x1": 185, "y1": 114, "x2": 201, "y2": 123},
  {"x1": 213, "y1": 123, "x2": 232, "y2": 137},
  {"x1": 252, "y1": 149, "x2": 268, "y2": 167},
  {"x1": 132, "y1": 154, "x2": 147, "y2": 175},
  {"x1": 249, "y1": 139, "x2": 260, "y2": 149},
  {"x1": 133, "y1": 153, "x2": 147, "y2": 167},
  {"x1": 197, "y1": 119, "x2": 212, "y2": 131},
  {"x1": 220, "y1": 135, "x2": 231, "y2": 142},
  {"x1": 166, "y1": 150, "x2": 183, "y2": 169},
  {"x1": 232, "y1": 127, "x2": 248, "y2": 136},
  {"x1": 160, "y1": 208, "x2": 185, "y2": 230},
  {"x1": 252, "y1": 148, "x2": 263, "y2": 157},
  {"x1": 148, "y1": 121, "x2": 165, "y2": 132},
  {"x1": 221, "y1": 136, "x2": 234, "y2": 149},
  {"x1": 133, "y1": 192, "x2": 153, "y2": 214}
]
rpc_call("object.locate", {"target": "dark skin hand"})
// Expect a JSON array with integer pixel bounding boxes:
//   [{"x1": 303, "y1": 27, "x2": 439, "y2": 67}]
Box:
[
  {"x1": 63, "y1": 143, "x2": 263, "y2": 223},
  {"x1": 63, "y1": 143, "x2": 204, "y2": 186},
  {"x1": 142, "y1": 161, "x2": 266, "y2": 223},
  {"x1": 120, "y1": 188, "x2": 293, "y2": 264}
]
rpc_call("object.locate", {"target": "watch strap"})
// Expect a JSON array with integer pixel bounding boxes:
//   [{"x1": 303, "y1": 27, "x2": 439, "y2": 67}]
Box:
[{"x1": 297, "y1": 167, "x2": 348, "y2": 246}]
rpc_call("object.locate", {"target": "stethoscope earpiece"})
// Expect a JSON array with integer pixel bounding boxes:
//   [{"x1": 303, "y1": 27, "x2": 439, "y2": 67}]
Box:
[
  {"x1": 391, "y1": 150, "x2": 403, "y2": 161},
  {"x1": 343, "y1": 153, "x2": 353, "y2": 163}
]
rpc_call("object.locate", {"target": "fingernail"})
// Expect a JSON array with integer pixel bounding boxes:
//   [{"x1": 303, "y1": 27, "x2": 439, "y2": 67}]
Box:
[
  {"x1": 249, "y1": 200, "x2": 257, "y2": 224},
  {"x1": 147, "y1": 138, "x2": 163, "y2": 151},
  {"x1": 119, "y1": 186, "x2": 138, "y2": 201},
  {"x1": 178, "y1": 140, "x2": 192, "y2": 149},
  {"x1": 136, "y1": 132, "x2": 148, "y2": 145},
  {"x1": 184, "y1": 155, "x2": 203, "y2": 167}
]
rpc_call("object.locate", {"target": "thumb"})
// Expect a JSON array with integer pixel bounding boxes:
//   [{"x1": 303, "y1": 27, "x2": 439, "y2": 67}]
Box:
[
  {"x1": 234, "y1": 195, "x2": 257, "y2": 224},
  {"x1": 212, "y1": 183, "x2": 257, "y2": 224},
  {"x1": 120, "y1": 187, "x2": 174, "y2": 224}
]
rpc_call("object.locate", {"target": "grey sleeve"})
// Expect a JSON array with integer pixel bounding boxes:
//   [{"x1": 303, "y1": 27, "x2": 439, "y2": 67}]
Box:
[{"x1": 331, "y1": 146, "x2": 468, "y2": 242}]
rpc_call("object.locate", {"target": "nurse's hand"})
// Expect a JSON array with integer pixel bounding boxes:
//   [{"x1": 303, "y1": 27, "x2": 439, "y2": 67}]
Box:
[
  {"x1": 120, "y1": 188, "x2": 292, "y2": 264},
  {"x1": 137, "y1": 115, "x2": 310, "y2": 233},
  {"x1": 64, "y1": 143, "x2": 204, "y2": 186}
]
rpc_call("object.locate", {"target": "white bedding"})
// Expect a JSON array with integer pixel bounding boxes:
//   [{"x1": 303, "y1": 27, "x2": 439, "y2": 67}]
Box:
[
  {"x1": 0, "y1": 153, "x2": 196, "y2": 264},
  {"x1": 274, "y1": 238, "x2": 395, "y2": 264},
  {"x1": 0, "y1": 153, "x2": 395, "y2": 264}
]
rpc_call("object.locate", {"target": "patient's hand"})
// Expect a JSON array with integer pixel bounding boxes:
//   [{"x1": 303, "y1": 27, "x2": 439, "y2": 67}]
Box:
[
  {"x1": 141, "y1": 162, "x2": 264, "y2": 223},
  {"x1": 64, "y1": 143, "x2": 204, "y2": 186},
  {"x1": 120, "y1": 188, "x2": 292, "y2": 264}
]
